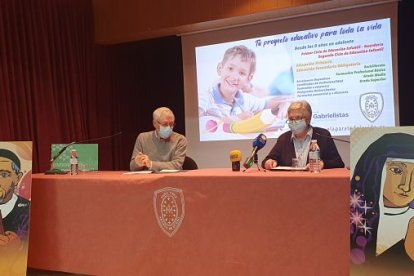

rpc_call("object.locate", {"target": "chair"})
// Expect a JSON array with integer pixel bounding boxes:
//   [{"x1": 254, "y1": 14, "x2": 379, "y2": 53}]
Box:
[{"x1": 182, "y1": 156, "x2": 198, "y2": 170}]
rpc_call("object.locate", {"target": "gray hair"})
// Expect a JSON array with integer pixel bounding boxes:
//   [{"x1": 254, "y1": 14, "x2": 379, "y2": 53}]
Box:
[
  {"x1": 288, "y1": 100, "x2": 312, "y2": 120},
  {"x1": 153, "y1": 107, "x2": 175, "y2": 122}
]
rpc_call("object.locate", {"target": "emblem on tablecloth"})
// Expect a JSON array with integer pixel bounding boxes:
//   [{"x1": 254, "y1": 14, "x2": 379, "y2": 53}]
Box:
[
  {"x1": 153, "y1": 187, "x2": 185, "y2": 237},
  {"x1": 360, "y1": 92, "x2": 383, "y2": 122}
]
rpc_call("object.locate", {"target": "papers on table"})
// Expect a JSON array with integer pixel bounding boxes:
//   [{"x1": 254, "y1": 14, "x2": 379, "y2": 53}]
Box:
[
  {"x1": 123, "y1": 171, "x2": 153, "y2": 175},
  {"x1": 269, "y1": 166, "x2": 307, "y2": 171},
  {"x1": 159, "y1": 169, "x2": 180, "y2": 173},
  {"x1": 123, "y1": 169, "x2": 181, "y2": 174}
]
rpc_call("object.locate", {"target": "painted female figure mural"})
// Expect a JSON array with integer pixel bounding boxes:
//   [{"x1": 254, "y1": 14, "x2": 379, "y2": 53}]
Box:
[{"x1": 350, "y1": 132, "x2": 414, "y2": 273}]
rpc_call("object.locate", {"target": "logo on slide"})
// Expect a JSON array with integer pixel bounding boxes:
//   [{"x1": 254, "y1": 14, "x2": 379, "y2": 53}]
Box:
[
  {"x1": 360, "y1": 92, "x2": 383, "y2": 122},
  {"x1": 154, "y1": 187, "x2": 185, "y2": 237}
]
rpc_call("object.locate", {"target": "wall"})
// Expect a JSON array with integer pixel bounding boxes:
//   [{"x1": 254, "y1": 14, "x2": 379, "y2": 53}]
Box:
[{"x1": 92, "y1": 0, "x2": 329, "y2": 44}]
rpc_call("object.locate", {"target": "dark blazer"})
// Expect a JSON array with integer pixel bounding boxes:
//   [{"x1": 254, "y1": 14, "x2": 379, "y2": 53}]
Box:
[
  {"x1": 262, "y1": 126, "x2": 345, "y2": 169},
  {"x1": 3, "y1": 195, "x2": 30, "y2": 240}
]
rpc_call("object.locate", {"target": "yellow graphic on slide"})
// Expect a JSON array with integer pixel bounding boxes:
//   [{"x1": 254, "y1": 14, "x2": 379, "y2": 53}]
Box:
[{"x1": 203, "y1": 108, "x2": 286, "y2": 135}]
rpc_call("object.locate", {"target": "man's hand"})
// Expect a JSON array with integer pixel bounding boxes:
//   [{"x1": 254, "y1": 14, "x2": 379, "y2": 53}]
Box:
[
  {"x1": 135, "y1": 153, "x2": 151, "y2": 168},
  {"x1": 264, "y1": 159, "x2": 277, "y2": 170}
]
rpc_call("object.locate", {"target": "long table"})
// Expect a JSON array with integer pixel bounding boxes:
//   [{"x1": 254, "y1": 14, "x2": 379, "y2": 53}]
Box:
[{"x1": 28, "y1": 168, "x2": 350, "y2": 275}]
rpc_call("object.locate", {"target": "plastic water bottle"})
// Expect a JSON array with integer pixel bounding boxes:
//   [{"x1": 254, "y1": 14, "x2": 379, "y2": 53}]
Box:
[
  {"x1": 309, "y1": 139, "x2": 320, "y2": 173},
  {"x1": 70, "y1": 149, "x2": 79, "y2": 175}
]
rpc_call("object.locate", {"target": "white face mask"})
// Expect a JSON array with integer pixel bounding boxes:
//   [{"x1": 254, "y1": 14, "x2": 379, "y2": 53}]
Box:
[
  {"x1": 288, "y1": 119, "x2": 307, "y2": 134},
  {"x1": 159, "y1": 126, "x2": 173, "y2": 139}
]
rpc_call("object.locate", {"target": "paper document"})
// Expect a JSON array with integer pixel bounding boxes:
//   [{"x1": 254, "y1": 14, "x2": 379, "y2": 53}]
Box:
[
  {"x1": 123, "y1": 171, "x2": 153, "y2": 174},
  {"x1": 159, "y1": 169, "x2": 180, "y2": 173},
  {"x1": 270, "y1": 166, "x2": 307, "y2": 171}
]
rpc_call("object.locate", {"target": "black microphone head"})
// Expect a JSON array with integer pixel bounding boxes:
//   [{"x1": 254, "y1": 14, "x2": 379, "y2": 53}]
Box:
[{"x1": 252, "y1": 133, "x2": 267, "y2": 151}]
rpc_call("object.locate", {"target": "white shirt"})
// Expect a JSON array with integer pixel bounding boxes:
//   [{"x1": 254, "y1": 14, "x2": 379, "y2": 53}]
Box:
[{"x1": 0, "y1": 193, "x2": 18, "y2": 218}]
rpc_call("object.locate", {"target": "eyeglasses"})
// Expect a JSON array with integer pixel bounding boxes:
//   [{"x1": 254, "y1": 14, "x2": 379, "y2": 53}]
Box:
[
  {"x1": 157, "y1": 121, "x2": 175, "y2": 128},
  {"x1": 286, "y1": 118, "x2": 305, "y2": 124}
]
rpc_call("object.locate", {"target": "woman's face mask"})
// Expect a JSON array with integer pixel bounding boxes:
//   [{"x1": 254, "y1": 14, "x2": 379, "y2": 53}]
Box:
[
  {"x1": 288, "y1": 119, "x2": 307, "y2": 134},
  {"x1": 159, "y1": 126, "x2": 173, "y2": 139}
]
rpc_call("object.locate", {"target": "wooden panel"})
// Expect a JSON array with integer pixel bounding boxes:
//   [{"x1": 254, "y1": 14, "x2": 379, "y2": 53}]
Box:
[
  {"x1": 92, "y1": 0, "x2": 331, "y2": 44},
  {"x1": 278, "y1": 0, "x2": 293, "y2": 9}
]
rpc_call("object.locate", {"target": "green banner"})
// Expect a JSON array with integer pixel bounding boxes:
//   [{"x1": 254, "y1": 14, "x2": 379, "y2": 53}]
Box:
[{"x1": 51, "y1": 144, "x2": 98, "y2": 171}]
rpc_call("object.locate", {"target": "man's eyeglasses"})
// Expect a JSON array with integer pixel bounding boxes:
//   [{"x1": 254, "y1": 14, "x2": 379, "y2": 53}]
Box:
[
  {"x1": 157, "y1": 121, "x2": 175, "y2": 128},
  {"x1": 286, "y1": 118, "x2": 305, "y2": 124}
]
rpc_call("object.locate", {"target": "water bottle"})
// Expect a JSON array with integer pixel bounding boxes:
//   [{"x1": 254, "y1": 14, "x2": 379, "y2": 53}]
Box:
[
  {"x1": 309, "y1": 139, "x2": 320, "y2": 173},
  {"x1": 70, "y1": 149, "x2": 79, "y2": 175}
]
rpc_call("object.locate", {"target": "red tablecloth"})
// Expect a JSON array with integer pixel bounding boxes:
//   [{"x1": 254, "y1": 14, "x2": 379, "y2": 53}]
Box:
[{"x1": 28, "y1": 168, "x2": 350, "y2": 275}]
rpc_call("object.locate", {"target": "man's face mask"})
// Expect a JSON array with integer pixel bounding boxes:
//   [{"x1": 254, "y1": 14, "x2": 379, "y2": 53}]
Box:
[
  {"x1": 159, "y1": 126, "x2": 173, "y2": 139},
  {"x1": 288, "y1": 119, "x2": 307, "y2": 134}
]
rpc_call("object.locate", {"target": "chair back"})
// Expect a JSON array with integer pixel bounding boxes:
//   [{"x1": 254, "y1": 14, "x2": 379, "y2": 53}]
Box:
[{"x1": 182, "y1": 156, "x2": 198, "y2": 170}]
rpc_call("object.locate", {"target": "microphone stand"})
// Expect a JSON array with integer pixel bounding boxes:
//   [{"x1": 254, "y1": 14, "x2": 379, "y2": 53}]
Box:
[
  {"x1": 45, "y1": 142, "x2": 76, "y2": 175},
  {"x1": 44, "y1": 131, "x2": 122, "y2": 175},
  {"x1": 253, "y1": 153, "x2": 261, "y2": 171},
  {"x1": 243, "y1": 153, "x2": 261, "y2": 172}
]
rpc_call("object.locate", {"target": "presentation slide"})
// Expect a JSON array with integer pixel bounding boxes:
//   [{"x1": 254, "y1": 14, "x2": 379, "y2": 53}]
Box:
[{"x1": 195, "y1": 18, "x2": 395, "y2": 142}]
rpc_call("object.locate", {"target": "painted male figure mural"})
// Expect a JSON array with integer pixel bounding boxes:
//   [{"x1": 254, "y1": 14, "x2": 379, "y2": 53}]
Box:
[
  {"x1": 0, "y1": 149, "x2": 30, "y2": 245},
  {"x1": 0, "y1": 147, "x2": 31, "y2": 275}
]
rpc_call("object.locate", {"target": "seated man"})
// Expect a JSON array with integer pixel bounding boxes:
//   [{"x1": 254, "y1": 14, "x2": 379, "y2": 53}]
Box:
[
  {"x1": 130, "y1": 107, "x2": 187, "y2": 172},
  {"x1": 262, "y1": 100, "x2": 344, "y2": 170}
]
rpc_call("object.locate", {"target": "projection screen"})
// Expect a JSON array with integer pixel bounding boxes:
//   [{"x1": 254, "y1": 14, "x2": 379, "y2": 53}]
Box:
[{"x1": 182, "y1": 1, "x2": 399, "y2": 169}]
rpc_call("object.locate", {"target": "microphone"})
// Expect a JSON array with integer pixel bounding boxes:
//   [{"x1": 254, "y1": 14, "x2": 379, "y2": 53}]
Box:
[
  {"x1": 314, "y1": 132, "x2": 350, "y2": 143},
  {"x1": 45, "y1": 142, "x2": 76, "y2": 175},
  {"x1": 45, "y1": 131, "x2": 122, "y2": 175},
  {"x1": 229, "y1": 150, "x2": 242, "y2": 171},
  {"x1": 314, "y1": 131, "x2": 350, "y2": 170},
  {"x1": 243, "y1": 133, "x2": 267, "y2": 170},
  {"x1": 50, "y1": 142, "x2": 75, "y2": 162}
]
